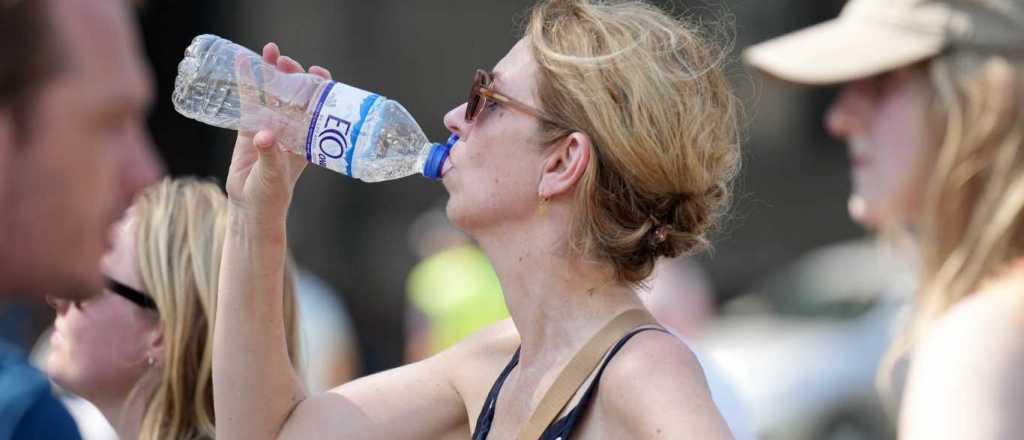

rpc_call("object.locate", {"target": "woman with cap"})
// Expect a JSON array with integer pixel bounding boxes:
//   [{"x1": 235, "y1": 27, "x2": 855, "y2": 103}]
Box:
[
  {"x1": 745, "y1": 0, "x2": 1024, "y2": 438},
  {"x1": 212, "y1": 0, "x2": 741, "y2": 438}
]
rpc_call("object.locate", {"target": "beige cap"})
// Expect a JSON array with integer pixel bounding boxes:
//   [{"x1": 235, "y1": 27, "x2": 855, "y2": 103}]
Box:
[{"x1": 744, "y1": 0, "x2": 1024, "y2": 85}]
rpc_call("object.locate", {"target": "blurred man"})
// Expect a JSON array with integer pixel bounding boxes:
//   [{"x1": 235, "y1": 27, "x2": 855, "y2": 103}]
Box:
[{"x1": 0, "y1": 0, "x2": 162, "y2": 437}]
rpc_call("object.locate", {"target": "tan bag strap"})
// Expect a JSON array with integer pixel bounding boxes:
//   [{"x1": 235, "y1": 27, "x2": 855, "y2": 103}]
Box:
[{"x1": 516, "y1": 308, "x2": 658, "y2": 440}]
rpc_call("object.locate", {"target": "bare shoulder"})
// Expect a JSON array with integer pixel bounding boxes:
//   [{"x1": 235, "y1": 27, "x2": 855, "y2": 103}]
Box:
[
  {"x1": 428, "y1": 317, "x2": 520, "y2": 392},
  {"x1": 308, "y1": 319, "x2": 520, "y2": 440},
  {"x1": 915, "y1": 285, "x2": 1024, "y2": 367},
  {"x1": 901, "y1": 286, "x2": 1024, "y2": 439},
  {"x1": 597, "y1": 329, "x2": 733, "y2": 439},
  {"x1": 442, "y1": 317, "x2": 520, "y2": 365},
  {"x1": 308, "y1": 322, "x2": 522, "y2": 440},
  {"x1": 436, "y1": 318, "x2": 520, "y2": 416}
]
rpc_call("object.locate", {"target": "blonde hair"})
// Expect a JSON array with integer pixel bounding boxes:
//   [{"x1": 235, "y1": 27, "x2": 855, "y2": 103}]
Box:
[
  {"x1": 881, "y1": 52, "x2": 1024, "y2": 386},
  {"x1": 525, "y1": 0, "x2": 741, "y2": 284},
  {"x1": 132, "y1": 178, "x2": 301, "y2": 440}
]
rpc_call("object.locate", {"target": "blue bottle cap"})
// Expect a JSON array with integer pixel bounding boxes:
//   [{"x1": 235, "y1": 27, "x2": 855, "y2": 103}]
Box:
[{"x1": 423, "y1": 134, "x2": 458, "y2": 180}]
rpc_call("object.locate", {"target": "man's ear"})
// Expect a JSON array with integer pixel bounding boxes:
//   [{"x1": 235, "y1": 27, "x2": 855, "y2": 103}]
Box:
[{"x1": 538, "y1": 132, "x2": 592, "y2": 199}]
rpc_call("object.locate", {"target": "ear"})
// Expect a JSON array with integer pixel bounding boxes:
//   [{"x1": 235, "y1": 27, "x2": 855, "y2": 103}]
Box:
[
  {"x1": 145, "y1": 319, "x2": 165, "y2": 362},
  {"x1": 538, "y1": 132, "x2": 592, "y2": 199}
]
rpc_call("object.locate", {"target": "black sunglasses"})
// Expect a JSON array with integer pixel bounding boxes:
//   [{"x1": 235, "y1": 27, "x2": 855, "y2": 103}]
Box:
[{"x1": 105, "y1": 277, "x2": 157, "y2": 311}]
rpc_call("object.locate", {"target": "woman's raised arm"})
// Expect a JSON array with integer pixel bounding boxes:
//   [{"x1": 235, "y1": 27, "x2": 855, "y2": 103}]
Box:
[{"x1": 212, "y1": 43, "x2": 468, "y2": 440}]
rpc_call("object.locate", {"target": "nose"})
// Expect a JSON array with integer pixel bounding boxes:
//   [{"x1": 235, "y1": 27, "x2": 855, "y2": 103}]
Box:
[
  {"x1": 443, "y1": 103, "x2": 469, "y2": 140},
  {"x1": 825, "y1": 81, "x2": 871, "y2": 141},
  {"x1": 121, "y1": 129, "x2": 164, "y2": 205},
  {"x1": 46, "y1": 295, "x2": 69, "y2": 314}
]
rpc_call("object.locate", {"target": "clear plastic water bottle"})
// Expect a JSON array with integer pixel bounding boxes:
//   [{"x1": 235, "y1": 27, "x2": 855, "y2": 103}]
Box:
[{"x1": 172, "y1": 34, "x2": 452, "y2": 181}]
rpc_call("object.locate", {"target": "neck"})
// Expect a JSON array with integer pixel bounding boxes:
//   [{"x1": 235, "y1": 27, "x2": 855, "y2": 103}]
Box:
[
  {"x1": 90, "y1": 378, "x2": 155, "y2": 440},
  {"x1": 475, "y1": 208, "x2": 645, "y2": 373}
]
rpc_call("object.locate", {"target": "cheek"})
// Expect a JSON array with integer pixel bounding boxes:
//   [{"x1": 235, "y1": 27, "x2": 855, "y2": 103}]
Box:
[
  {"x1": 446, "y1": 130, "x2": 542, "y2": 225},
  {"x1": 50, "y1": 304, "x2": 150, "y2": 391},
  {"x1": 22, "y1": 99, "x2": 123, "y2": 281},
  {"x1": 874, "y1": 107, "x2": 925, "y2": 174},
  {"x1": 473, "y1": 148, "x2": 534, "y2": 202},
  {"x1": 455, "y1": 126, "x2": 519, "y2": 187},
  {"x1": 861, "y1": 86, "x2": 929, "y2": 215}
]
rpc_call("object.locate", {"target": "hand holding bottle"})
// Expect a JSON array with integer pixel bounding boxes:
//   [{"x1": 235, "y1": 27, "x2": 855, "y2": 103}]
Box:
[{"x1": 225, "y1": 42, "x2": 330, "y2": 227}]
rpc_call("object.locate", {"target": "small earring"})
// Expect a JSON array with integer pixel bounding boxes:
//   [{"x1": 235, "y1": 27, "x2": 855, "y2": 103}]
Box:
[
  {"x1": 147, "y1": 356, "x2": 155, "y2": 367},
  {"x1": 537, "y1": 195, "x2": 549, "y2": 216}
]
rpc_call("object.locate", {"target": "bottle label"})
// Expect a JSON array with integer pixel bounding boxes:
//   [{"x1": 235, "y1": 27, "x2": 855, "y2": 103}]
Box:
[{"x1": 305, "y1": 81, "x2": 381, "y2": 176}]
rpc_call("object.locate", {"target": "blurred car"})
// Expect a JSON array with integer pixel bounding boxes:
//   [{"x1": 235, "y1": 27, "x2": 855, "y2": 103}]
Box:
[{"x1": 702, "y1": 238, "x2": 913, "y2": 440}]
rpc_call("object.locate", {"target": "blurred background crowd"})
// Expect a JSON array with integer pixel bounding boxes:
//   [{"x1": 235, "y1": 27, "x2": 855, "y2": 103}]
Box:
[{"x1": 0, "y1": 0, "x2": 918, "y2": 438}]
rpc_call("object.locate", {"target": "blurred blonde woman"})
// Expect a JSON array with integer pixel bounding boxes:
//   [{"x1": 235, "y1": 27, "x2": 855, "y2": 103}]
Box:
[
  {"x1": 46, "y1": 178, "x2": 301, "y2": 440},
  {"x1": 746, "y1": 0, "x2": 1024, "y2": 437},
  {"x1": 213, "y1": 0, "x2": 740, "y2": 438}
]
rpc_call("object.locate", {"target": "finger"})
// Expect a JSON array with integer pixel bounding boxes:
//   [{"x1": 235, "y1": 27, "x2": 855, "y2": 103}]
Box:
[
  {"x1": 276, "y1": 55, "x2": 304, "y2": 74},
  {"x1": 253, "y1": 129, "x2": 277, "y2": 151},
  {"x1": 262, "y1": 42, "x2": 281, "y2": 65},
  {"x1": 253, "y1": 129, "x2": 285, "y2": 175},
  {"x1": 309, "y1": 65, "x2": 333, "y2": 80},
  {"x1": 253, "y1": 129, "x2": 296, "y2": 184}
]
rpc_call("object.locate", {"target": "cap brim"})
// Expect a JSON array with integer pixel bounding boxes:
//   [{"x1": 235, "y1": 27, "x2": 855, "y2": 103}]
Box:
[{"x1": 743, "y1": 18, "x2": 945, "y2": 85}]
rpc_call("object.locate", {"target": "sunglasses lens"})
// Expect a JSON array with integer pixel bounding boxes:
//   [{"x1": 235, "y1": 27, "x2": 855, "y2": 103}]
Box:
[
  {"x1": 465, "y1": 71, "x2": 489, "y2": 122},
  {"x1": 466, "y1": 93, "x2": 480, "y2": 122}
]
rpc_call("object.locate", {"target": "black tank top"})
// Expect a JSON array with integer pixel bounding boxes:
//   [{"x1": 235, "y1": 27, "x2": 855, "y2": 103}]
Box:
[{"x1": 471, "y1": 326, "x2": 667, "y2": 440}]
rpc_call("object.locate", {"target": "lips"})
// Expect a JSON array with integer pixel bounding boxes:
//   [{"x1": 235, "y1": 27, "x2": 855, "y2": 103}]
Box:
[
  {"x1": 50, "y1": 325, "x2": 64, "y2": 345},
  {"x1": 847, "y1": 138, "x2": 870, "y2": 168},
  {"x1": 850, "y1": 154, "x2": 869, "y2": 168},
  {"x1": 441, "y1": 159, "x2": 453, "y2": 177}
]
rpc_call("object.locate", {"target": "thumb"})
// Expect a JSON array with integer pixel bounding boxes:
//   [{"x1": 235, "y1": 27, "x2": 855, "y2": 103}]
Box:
[{"x1": 252, "y1": 129, "x2": 289, "y2": 183}]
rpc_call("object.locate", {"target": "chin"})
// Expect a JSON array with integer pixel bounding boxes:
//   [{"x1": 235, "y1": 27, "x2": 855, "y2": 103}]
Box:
[
  {"x1": 45, "y1": 356, "x2": 74, "y2": 391},
  {"x1": 446, "y1": 202, "x2": 495, "y2": 237},
  {"x1": 851, "y1": 193, "x2": 890, "y2": 228},
  {"x1": 850, "y1": 192, "x2": 916, "y2": 230},
  {"x1": 445, "y1": 202, "x2": 471, "y2": 232},
  {"x1": 848, "y1": 195, "x2": 876, "y2": 227}
]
